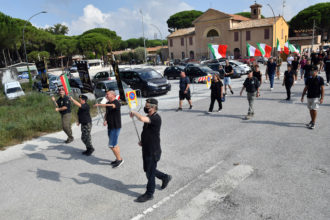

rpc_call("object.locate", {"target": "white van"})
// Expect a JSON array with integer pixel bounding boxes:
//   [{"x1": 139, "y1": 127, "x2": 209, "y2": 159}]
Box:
[{"x1": 4, "y1": 81, "x2": 25, "y2": 100}]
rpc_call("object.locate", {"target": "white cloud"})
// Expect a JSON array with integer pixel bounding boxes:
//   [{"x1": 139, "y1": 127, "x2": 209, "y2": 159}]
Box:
[{"x1": 68, "y1": 0, "x2": 193, "y2": 39}]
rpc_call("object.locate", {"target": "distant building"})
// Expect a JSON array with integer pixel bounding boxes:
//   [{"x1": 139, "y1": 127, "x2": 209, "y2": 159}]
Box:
[{"x1": 168, "y1": 2, "x2": 289, "y2": 60}]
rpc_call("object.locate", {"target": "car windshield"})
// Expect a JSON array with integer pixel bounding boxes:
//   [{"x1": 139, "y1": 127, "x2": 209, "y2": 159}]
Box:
[
  {"x1": 105, "y1": 81, "x2": 128, "y2": 90},
  {"x1": 200, "y1": 66, "x2": 213, "y2": 72},
  {"x1": 7, "y1": 87, "x2": 22, "y2": 94},
  {"x1": 138, "y1": 70, "x2": 162, "y2": 80}
]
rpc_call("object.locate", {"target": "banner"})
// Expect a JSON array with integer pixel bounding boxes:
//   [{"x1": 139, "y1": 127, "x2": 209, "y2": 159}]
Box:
[
  {"x1": 126, "y1": 90, "x2": 138, "y2": 109},
  {"x1": 36, "y1": 61, "x2": 49, "y2": 92},
  {"x1": 76, "y1": 61, "x2": 93, "y2": 93}
]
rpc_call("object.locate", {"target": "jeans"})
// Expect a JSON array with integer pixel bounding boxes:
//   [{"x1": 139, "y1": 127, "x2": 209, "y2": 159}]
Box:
[
  {"x1": 268, "y1": 73, "x2": 275, "y2": 88},
  {"x1": 143, "y1": 154, "x2": 167, "y2": 196},
  {"x1": 247, "y1": 92, "x2": 256, "y2": 115},
  {"x1": 209, "y1": 95, "x2": 222, "y2": 112}
]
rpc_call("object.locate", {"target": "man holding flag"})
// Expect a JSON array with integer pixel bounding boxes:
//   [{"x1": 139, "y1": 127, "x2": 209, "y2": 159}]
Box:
[{"x1": 51, "y1": 87, "x2": 74, "y2": 144}]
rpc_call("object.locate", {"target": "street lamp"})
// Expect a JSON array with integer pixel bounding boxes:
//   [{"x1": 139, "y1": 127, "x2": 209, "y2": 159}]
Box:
[
  {"x1": 139, "y1": 9, "x2": 147, "y2": 63},
  {"x1": 267, "y1": 4, "x2": 276, "y2": 57},
  {"x1": 150, "y1": 24, "x2": 163, "y2": 46},
  {"x1": 22, "y1": 11, "x2": 47, "y2": 86}
]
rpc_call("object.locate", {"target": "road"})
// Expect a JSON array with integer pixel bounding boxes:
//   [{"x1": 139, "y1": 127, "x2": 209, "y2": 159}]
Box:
[{"x1": 0, "y1": 64, "x2": 330, "y2": 220}]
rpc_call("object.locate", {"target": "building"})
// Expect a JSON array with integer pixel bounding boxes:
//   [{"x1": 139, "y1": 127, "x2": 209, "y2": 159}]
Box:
[{"x1": 168, "y1": 2, "x2": 289, "y2": 60}]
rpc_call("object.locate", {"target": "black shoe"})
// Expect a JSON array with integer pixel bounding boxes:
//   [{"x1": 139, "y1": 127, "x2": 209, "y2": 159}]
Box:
[
  {"x1": 309, "y1": 123, "x2": 315, "y2": 129},
  {"x1": 161, "y1": 175, "x2": 172, "y2": 190},
  {"x1": 176, "y1": 108, "x2": 182, "y2": 112},
  {"x1": 231, "y1": 90, "x2": 234, "y2": 95},
  {"x1": 112, "y1": 159, "x2": 124, "y2": 168},
  {"x1": 189, "y1": 105, "x2": 193, "y2": 109},
  {"x1": 85, "y1": 148, "x2": 94, "y2": 156},
  {"x1": 305, "y1": 121, "x2": 312, "y2": 127},
  {"x1": 135, "y1": 193, "x2": 154, "y2": 203},
  {"x1": 82, "y1": 150, "x2": 88, "y2": 155},
  {"x1": 65, "y1": 138, "x2": 74, "y2": 144},
  {"x1": 110, "y1": 160, "x2": 118, "y2": 165}
]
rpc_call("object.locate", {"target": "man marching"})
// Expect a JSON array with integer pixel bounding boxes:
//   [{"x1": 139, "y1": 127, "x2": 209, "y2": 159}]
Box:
[
  {"x1": 70, "y1": 95, "x2": 94, "y2": 156},
  {"x1": 130, "y1": 98, "x2": 172, "y2": 203}
]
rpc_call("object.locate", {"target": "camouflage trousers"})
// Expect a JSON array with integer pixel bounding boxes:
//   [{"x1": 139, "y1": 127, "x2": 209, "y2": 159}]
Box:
[
  {"x1": 61, "y1": 113, "x2": 73, "y2": 140},
  {"x1": 81, "y1": 123, "x2": 93, "y2": 150}
]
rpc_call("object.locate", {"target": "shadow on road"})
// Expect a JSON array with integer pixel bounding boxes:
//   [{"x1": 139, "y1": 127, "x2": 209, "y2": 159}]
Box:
[
  {"x1": 242, "y1": 120, "x2": 306, "y2": 128},
  {"x1": 72, "y1": 173, "x2": 144, "y2": 197},
  {"x1": 39, "y1": 136, "x2": 64, "y2": 144}
]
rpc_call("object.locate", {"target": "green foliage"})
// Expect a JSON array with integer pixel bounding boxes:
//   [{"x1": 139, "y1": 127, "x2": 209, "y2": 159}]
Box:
[
  {"x1": 81, "y1": 28, "x2": 122, "y2": 50},
  {"x1": 27, "y1": 51, "x2": 50, "y2": 62},
  {"x1": 120, "y1": 38, "x2": 167, "y2": 50},
  {"x1": 235, "y1": 12, "x2": 265, "y2": 18},
  {"x1": 134, "y1": 47, "x2": 145, "y2": 61},
  {"x1": 167, "y1": 10, "x2": 203, "y2": 32},
  {"x1": 45, "y1": 23, "x2": 69, "y2": 35}
]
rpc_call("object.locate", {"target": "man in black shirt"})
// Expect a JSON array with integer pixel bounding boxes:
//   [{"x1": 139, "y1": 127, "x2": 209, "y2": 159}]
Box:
[
  {"x1": 51, "y1": 88, "x2": 73, "y2": 143},
  {"x1": 95, "y1": 90, "x2": 123, "y2": 168},
  {"x1": 224, "y1": 60, "x2": 234, "y2": 95},
  {"x1": 253, "y1": 65, "x2": 262, "y2": 86},
  {"x1": 240, "y1": 71, "x2": 260, "y2": 119},
  {"x1": 176, "y1": 71, "x2": 192, "y2": 111},
  {"x1": 303, "y1": 59, "x2": 313, "y2": 82},
  {"x1": 130, "y1": 98, "x2": 172, "y2": 203},
  {"x1": 324, "y1": 53, "x2": 330, "y2": 85},
  {"x1": 71, "y1": 95, "x2": 94, "y2": 156},
  {"x1": 282, "y1": 65, "x2": 295, "y2": 100},
  {"x1": 301, "y1": 66, "x2": 325, "y2": 129},
  {"x1": 291, "y1": 56, "x2": 299, "y2": 83}
]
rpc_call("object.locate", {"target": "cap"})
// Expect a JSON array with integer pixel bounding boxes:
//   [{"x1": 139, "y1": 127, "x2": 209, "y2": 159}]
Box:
[
  {"x1": 79, "y1": 95, "x2": 88, "y2": 101},
  {"x1": 146, "y1": 98, "x2": 158, "y2": 105}
]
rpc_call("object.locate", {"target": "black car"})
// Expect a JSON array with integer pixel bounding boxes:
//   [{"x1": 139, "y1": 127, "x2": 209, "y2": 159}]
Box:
[
  {"x1": 164, "y1": 65, "x2": 185, "y2": 79},
  {"x1": 184, "y1": 65, "x2": 218, "y2": 82},
  {"x1": 69, "y1": 77, "x2": 84, "y2": 91},
  {"x1": 120, "y1": 68, "x2": 171, "y2": 97},
  {"x1": 206, "y1": 63, "x2": 225, "y2": 79},
  {"x1": 92, "y1": 70, "x2": 115, "y2": 85}
]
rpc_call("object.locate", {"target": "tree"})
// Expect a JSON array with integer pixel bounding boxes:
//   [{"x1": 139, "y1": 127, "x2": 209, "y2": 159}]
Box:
[
  {"x1": 81, "y1": 28, "x2": 122, "y2": 51},
  {"x1": 289, "y1": 2, "x2": 330, "y2": 41},
  {"x1": 27, "y1": 51, "x2": 49, "y2": 62},
  {"x1": 78, "y1": 33, "x2": 109, "y2": 58},
  {"x1": 134, "y1": 47, "x2": 145, "y2": 62},
  {"x1": 45, "y1": 23, "x2": 69, "y2": 35},
  {"x1": 167, "y1": 10, "x2": 203, "y2": 32},
  {"x1": 235, "y1": 12, "x2": 265, "y2": 19}
]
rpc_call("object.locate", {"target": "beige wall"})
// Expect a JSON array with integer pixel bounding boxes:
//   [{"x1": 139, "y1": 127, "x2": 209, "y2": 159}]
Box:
[
  {"x1": 168, "y1": 35, "x2": 196, "y2": 60},
  {"x1": 274, "y1": 17, "x2": 289, "y2": 48}
]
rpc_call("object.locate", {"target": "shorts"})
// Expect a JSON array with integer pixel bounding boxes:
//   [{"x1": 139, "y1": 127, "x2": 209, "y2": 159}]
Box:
[
  {"x1": 224, "y1": 77, "x2": 231, "y2": 85},
  {"x1": 307, "y1": 98, "x2": 319, "y2": 110},
  {"x1": 300, "y1": 69, "x2": 305, "y2": 77},
  {"x1": 179, "y1": 91, "x2": 191, "y2": 100},
  {"x1": 108, "y1": 128, "x2": 121, "y2": 147},
  {"x1": 276, "y1": 66, "x2": 281, "y2": 72}
]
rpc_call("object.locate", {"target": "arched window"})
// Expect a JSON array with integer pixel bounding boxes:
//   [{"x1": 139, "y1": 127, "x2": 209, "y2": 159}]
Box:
[{"x1": 207, "y1": 29, "x2": 219, "y2": 38}]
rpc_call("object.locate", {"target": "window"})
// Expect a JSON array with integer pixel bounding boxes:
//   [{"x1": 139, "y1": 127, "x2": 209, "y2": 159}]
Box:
[
  {"x1": 264, "y1": 29, "x2": 270, "y2": 39},
  {"x1": 246, "y1": 31, "x2": 251, "y2": 41},
  {"x1": 181, "y1": 38, "x2": 184, "y2": 46},
  {"x1": 189, "y1": 37, "x2": 193, "y2": 45},
  {"x1": 170, "y1": 39, "x2": 173, "y2": 47},
  {"x1": 182, "y1": 52, "x2": 185, "y2": 59},
  {"x1": 234, "y1": 32, "x2": 239, "y2": 41},
  {"x1": 281, "y1": 29, "x2": 284, "y2": 39},
  {"x1": 207, "y1": 29, "x2": 219, "y2": 38},
  {"x1": 189, "y1": 51, "x2": 194, "y2": 59},
  {"x1": 253, "y1": 9, "x2": 257, "y2": 15},
  {"x1": 170, "y1": 52, "x2": 174, "y2": 59}
]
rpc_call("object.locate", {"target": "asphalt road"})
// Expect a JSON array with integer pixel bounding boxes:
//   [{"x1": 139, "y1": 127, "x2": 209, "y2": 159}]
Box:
[{"x1": 1, "y1": 64, "x2": 330, "y2": 220}]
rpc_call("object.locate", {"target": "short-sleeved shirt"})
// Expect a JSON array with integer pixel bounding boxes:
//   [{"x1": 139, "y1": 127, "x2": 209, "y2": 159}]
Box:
[
  {"x1": 267, "y1": 61, "x2": 277, "y2": 75},
  {"x1": 305, "y1": 76, "x2": 324, "y2": 98},
  {"x1": 291, "y1": 61, "x2": 299, "y2": 71},
  {"x1": 303, "y1": 64, "x2": 313, "y2": 78},
  {"x1": 77, "y1": 103, "x2": 91, "y2": 125},
  {"x1": 253, "y1": 71, "x2": 261, "y2": 82},
  {"x1": 284, "y1": 70, "x2": 294, "y2": 83},
  {"x1": 179, "y1": 77, "x2": 190, "y2": 92},
  {"x1": 224, "y1": 65, "x2": 233, "y2": 77},
  {"x1": 210, "y1": 80, "x2": 223, "y2": 97},
  {"x1": 300, "y1": 59, "x2": 307, "y2": 69},
  {"x1": 243, "y1": 76, "x2": 259, "y2": 93},
  {"x1": 106, "y1": 99, "x2": 121, "y2": 129},
  {"x1": 141, "y1": 113, "x2": 162, "y2": 157},
  {"x1": 56, "y1": 96, "x2": 71, "y2": 115},
  {"x1": 287, "y1": 56, "x2": 294, "y2": 64}
]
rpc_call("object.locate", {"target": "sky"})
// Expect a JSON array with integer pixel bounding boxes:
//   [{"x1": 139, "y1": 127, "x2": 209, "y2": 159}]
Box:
[{"x1": 0, "y1": 0, "x2": 327, "y2": 40}]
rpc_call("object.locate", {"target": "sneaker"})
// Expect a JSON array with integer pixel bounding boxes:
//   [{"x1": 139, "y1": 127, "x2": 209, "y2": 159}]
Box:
[
  {"x1": 176, "y1": 108, "x2": 182, "y2": 112},
  {"x1": 85, "y1": 148, "x2": 94, "y2": 156},
  {"x1": 218, "y1": 109, "x2": 222, "y2": 112},
  {"x1": 112, "y1": 159, "x2": 124, "y2": 168},
  {"x1": 110, "y1": 160, "x2": 118, "y2": 165},
  {"x1": 161, "y1": 175, "x2": 172, "y2": 190},
  {"x1": 305, "y1": 121, "x2": 312, "y2": 127},
  {"x1": 135, "y1": 193, "x2": 154, "y2": 203},
  {"x1": 208, "y1": 110, "x2": 212, "y2": 114},
  {"x1": 326, "y1": 83, "x2": 329, "y2": 86},
  {"x1": 224, "y1": 93, "x2": 227, "y2": 96},
  {"x1": 230, "y1": 90, "x2": 234, "y2": 95},
  {"x1": 243, "y1": 115, "x2": 251, "y2": 120},
  {"x1": 65, "y1": 138, "x2": 74, "y2": 144},
  {"x1": 270, "y1": 88, "x2": 273, "y2": 91},
  {"x1": 189, "y1": 105, "x2": 193, "y2": 109},
  {"x1": 309, "y1": 123, "x2": 315, "y2": 129}
]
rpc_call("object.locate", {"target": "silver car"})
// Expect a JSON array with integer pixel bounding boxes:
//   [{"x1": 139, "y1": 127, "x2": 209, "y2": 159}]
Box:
[{"x1": 94, "y1": 80, "x2": 132, "y2": 99}]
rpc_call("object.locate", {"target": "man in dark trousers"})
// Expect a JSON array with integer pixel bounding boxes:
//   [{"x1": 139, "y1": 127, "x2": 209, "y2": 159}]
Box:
[
  {"x1": 282, "y1": 65, "x2": 295, "y2": 101},
  {"x1": 324, "y1": 53, "x2": 330, "y2": 86},
  {"x1": 266, "y1": 57, "x2": 277, "y2": 90},
  {"x1": 301, "y1": 66, "x2": 325, "y2": 129},
  {"x1": 71, "y1": 95, "x2": 94, "y2": 156},
  {"x1": 51, "y1": 88, "x2": 74, "y2": 143},
  {"x1": 130, "y1": 98, "x2": 172, "y2": 203},
  {"x1": 240, "y1": 71, "x2": 260, "y2": 120},
  {"x1": 176, "y1": 71, "x2": 192, "y2": 111},
  {"x1": 291, "y1": 56, "x2": 299, "y2": 83}
]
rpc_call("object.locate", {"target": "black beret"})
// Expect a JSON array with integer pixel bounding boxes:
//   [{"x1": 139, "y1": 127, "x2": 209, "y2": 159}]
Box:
[
  {"x1": 79, "y1": 95, "x2": 88, "y2": 101},
  {"x1": 146, "y1": 98, "x2": 158, "y2": 105}
]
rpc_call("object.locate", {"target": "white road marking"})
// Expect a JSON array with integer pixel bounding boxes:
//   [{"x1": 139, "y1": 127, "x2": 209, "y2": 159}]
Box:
[
  {"x1": 130, "y1": 160, "x2": 224, "y2": 220},
  {"x1": 170, "y1": 165, "x2": 254, "y2": 220}
]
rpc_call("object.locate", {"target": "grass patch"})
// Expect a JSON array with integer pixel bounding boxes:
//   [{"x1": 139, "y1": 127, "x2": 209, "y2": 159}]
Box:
[{"x1": 0, "y1": 87, "x2": 97, "y2": 150}]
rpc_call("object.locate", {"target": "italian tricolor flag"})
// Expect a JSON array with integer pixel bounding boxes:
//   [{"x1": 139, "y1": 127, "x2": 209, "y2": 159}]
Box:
[
  {"x1": 276, "y1": 39, "x2": 281, "y2": 52},
  {"x1": 284, "y1": 41, "x2": 300, "y2": 55},
  {"x1": 60, "y1": 74, "x2": 71, "y2": 95},
  {"x1": 208, "y1": 44, "x2": 227, "y2": 59},
  {"x1": 247, "y1": 43, "x2": 262, "y2": 56},
  {"x1": 257, "y1": 43, "x2": 272, "y2": 58}
]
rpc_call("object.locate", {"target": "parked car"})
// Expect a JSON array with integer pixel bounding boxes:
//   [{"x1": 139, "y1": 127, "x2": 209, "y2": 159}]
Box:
[
  {"x1": 69, "y1": 64, "x2": 78, "y2": 73},
  {"x1": 206, "y1": 62, "x2": 242, "y2": 79},
  {"x1": 185, "y1": 65, "x2": 218, "y2": 82},
  {"x1": 206, "y1": 63, "x2": 225, "y2": 79},
  {"x1": 69, "y1": 77, "x2": 84, "y2": 91},
  {"x1": 164, "y1": 65, "x2": 185, "y2": 79},
  {"x1": 92, "y1": 70, "x2": 116, "y2": 85},
  {"x1": 256, "y1": 56, "x2": 268, "y2": 64},
  {"x1": 238, "y1": 56, "x2": 256, "y2": 65},
  {"x1": 94, "y1": 80, "x2": 132, "y2": 99},
  {"x1": 4, "y1": 81, "x2": 25, "y2": 99},
  {"x1": 18, "y1": 72, "x2": 29, "y2": 79},
  {"x1": 120, "y1": 68, "x2": 171, "y2": 97},
  {"x1": 229, "y1": 60, "x2": 251, "y2": 75}
]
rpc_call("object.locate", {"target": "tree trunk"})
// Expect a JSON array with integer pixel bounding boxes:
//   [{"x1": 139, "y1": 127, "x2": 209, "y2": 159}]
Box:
[
  {"x1": 2, "y1": 49, "x2": 8, "y2": 67},
  {"x1": 15, "y1": 44, "x2": 22, "y2": 63},
  {"x1": 7, "y1": 48, "x2": 12, "y2": 66},
  {"x1": 61, "y1": 53, "x2": 64, "y2": 72}
]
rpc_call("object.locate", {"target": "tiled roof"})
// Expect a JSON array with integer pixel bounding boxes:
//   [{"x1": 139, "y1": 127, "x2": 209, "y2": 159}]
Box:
[
  {"x1": 147, "y1": 46, "x2": 168, "y2": 52},
  {"x1": 167, "y1": 27, "x2": 195, "y2": 38},
  {"x1": 231, "y1": 17, "x2": 280, "y2": 30},
  {"x1": 229, "y1": 14, "x2": 251, "y2": 21}
]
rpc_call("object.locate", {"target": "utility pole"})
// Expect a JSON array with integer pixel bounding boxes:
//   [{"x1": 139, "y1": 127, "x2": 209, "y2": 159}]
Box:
[
  {"x1": 139, "y1": 9, "x2": 147, "y2": 63},
  {"x1": 282, "y1": 0, "x2": 286, "y2": 17}
]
